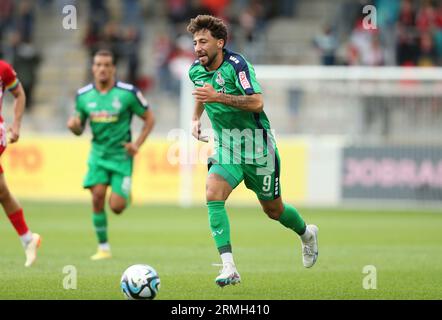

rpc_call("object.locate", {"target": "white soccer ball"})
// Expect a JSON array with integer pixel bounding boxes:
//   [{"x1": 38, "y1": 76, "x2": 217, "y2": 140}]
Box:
[{"x1": 120, "y1": 264, "x2": 160, "y2": 300}]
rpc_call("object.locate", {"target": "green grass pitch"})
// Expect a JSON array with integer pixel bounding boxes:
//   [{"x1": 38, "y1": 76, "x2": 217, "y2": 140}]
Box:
[{"x1": 0, "y1": 201, "x2": 441, "y2": 300}]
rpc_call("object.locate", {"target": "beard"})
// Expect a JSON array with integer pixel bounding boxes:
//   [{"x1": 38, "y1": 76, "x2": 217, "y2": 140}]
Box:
[
  {"x1": 199, "y1": 51, "x2": 217, "y2": 68},
  {"x1": 94, "y1": 74, "x2": 115, "y2": 90},
  {"x1": 97, "y1": 75, "x2": 112, "y2": 85},
  {"x1": 99, "y1": 79, "x2": 110, "y2": 84}
]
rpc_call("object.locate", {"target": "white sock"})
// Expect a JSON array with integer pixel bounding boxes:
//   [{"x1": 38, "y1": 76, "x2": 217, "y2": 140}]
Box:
[
  {"x1": 300, "y1": 225, "x2": 312, "y2": 242},
  {"x1": 99, "y1": 243, "x2": 110, "y2": 251},
  {"x1": 20, "y1": 231, "x2": 33, "y2": 247},
  {"x1": 220, "y1": 252, "x2": 235, "y2": 265}
]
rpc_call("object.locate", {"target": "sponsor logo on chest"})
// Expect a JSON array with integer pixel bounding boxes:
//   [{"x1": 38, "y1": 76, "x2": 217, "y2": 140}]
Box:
[{"x1": 90, "y1": 111, "x2": 118, "y2": 123}]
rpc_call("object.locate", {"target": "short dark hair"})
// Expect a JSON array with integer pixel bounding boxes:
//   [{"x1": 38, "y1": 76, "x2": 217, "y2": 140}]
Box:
[
  {"x1": 93, "y1": 49, "x2": 115, "y2": 65},
  {"x1": 186, "y1": 15, "x2": 228, "y2": 47}
]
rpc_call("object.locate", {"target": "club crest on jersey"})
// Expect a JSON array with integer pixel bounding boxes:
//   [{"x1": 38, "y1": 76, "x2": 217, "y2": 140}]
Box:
[
  {"x1": 215, "y1": 72, "x2": 225, "y2": 87},
  {"x1": 112, "y1": 96, "x2": 122, "y2": 110}
]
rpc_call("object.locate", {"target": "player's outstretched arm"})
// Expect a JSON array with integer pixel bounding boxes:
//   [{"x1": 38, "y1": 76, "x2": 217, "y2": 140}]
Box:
[
  {"x1": 67, "y1": 116, "x2": 85, "y2": 136},
  {"x1": 192, "y1": 83, "x2": 263, "y2": 113},
  {"x1": 125, "y1": 108, "x2": 155, "y2": 156},
  {"x1": 8, "y1": 83, "x2": 26, "y2": 144}
]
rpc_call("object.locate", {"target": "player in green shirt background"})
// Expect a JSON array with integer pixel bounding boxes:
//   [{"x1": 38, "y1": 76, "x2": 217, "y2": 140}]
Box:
[
  {"x1": 67, "y1": 50, "x2": 155, "y2": 260},
  {"x1": 187, "y1": 15, "x2": 319, "y2": 287}
]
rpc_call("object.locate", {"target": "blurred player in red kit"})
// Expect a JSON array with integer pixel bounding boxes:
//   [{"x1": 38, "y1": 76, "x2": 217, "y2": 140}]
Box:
[{"x1": 0, "y1": 60, "x2": 41, "y2": 267}]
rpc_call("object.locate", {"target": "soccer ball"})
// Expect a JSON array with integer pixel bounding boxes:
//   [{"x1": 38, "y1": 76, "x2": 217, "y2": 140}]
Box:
[{"x1": 120, "y1": 264, "x2": 160, "y2": 300}]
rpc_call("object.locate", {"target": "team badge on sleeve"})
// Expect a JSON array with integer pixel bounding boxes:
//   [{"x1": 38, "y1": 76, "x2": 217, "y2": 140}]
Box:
[
  {"x1": 136, "y1": 91, "x2": 148, "y2": 108},
  {"x1": 239, "y1": 71, "x2": 251, "y2": 90}
]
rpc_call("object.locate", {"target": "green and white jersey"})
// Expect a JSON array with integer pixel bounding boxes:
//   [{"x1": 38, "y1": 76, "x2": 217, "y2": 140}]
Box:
[
  {"x1": 75, "y1": 81, "x2": 149, "y2": 161},
  {"x1": 189, "y1": 49, "x2": 275, "y2": 163}
]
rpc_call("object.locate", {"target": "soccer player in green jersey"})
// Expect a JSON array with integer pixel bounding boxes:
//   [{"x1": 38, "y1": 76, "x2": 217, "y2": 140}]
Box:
[
  {"x1": 187, "y1": 15, "x2": 319, "y2": 287},
  {"x1": 67, "y1": 50, "x2": 155, "y2": 260}
]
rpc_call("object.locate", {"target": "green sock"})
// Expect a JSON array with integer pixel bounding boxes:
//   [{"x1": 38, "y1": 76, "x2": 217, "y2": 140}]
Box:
[
  {"x1": 93, "y1": 211, "x2": 108, "y2": 244},
  {"x1": 207, "y1": 201, "x2": 232, "y2": 254},
  {"x1": 279, "y1": 203, "x2": 306, "y2": 236}
]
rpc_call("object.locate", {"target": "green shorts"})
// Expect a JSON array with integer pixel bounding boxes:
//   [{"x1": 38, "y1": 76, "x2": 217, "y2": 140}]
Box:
[
  {"x1": 83, "y1": 155, "x2": 133, "y2": 201},
  {"x1": 208, "y1": 148, "x2": 281, "y2": 201}
]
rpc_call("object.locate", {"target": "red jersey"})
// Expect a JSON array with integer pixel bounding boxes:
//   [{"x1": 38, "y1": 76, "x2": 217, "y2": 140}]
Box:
[{"x1": 0, "y1": 60, "x2": 19, "y2": 120}]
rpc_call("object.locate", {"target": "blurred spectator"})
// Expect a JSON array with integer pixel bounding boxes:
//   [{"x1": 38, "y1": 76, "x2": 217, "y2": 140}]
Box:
[
  {"x1": 154, "y1": 33, "x2": 194, "y2": 96},
  {"x1": 364, "y1": 35, "x2": 385, "y2": 66},
  {"x1": 122, "y1": 0, "x2": 143, "y2": 27},
  {"x1": 187, "y1": 0, "x2": 216, "y2": 22},
  {"x1": 201, "y1": 0, "x2": 230, "y2": 18},
  {"x1": 10, "y1": 33, "x2": 41, "y2": 112},
  {"x1": 83, "y1": 19, "x2": 128, "y2": 82},
  {"x1": 167, "y1": 35, "x2": 195, "y2": 95},
  {"x1": 396, "y1": 0, "x2": 419, "y2": 65},
  {"x1": 83, "y1": 21, "x2": 101, "y2": 62},
  {"x1": 99, "y1": 22, "x2": 123, "y2": 66},
  {"x1": 121, "y1": 26, "x2": 141, "y2": 84},
  {"x1": 347, "y1": 19, "x2": 381, "y2": 65},
  {"x1": 89, "y1": 0, "x2": 109, "y2": 32},
  {"x1": 434, "y1": 1, "x2": 442, "y2": 63},
  {"x1": 416, "y1": 0, "x2": 436, "y2": 33},
  {"x1": 417, "y1": 32, "x2": 437, "y2": 66},
  {"x1": 435, "y1": 2, "x2": 442, "y2": 27},
  {"x1": 313, "y1": 25, "x2": 339, "y2": 65},
  {"x1": 398, "y1": 0, "x2": 416, "y2": 27},
  {"x1": 167, "y1": 0, "x2": 191, "y2": 24},
  {"x1": 398, "y1": 42, "x2": 418, "y2": 65},
  {"x1": 0, "y1": 0, "x2": 14, "y2": 32},
  {"x1": 238, "y1": 0, "x2": 267, "y2": 43},
  {"x1": 16, "y1": 0, "x2": 36, "y2": 43},
  {"x1": 90, "y1": 0, "x2": 109, "y2": 18},
  {"x1": 154, "y1": 33, "x2": 175, "y2": 93},
  {"x1": 0, "y1": 0, "x2": 14, "y2": 58}
]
